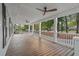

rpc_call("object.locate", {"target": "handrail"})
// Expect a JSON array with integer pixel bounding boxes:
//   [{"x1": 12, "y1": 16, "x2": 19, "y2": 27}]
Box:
[{"x1": 41, "y1": 31, "x2": 77, "y2": 48}]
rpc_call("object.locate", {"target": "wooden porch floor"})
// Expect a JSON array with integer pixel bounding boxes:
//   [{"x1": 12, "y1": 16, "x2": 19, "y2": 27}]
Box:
[{"x1": 6, "y1": 33, "x2": 74, "y2": 56}]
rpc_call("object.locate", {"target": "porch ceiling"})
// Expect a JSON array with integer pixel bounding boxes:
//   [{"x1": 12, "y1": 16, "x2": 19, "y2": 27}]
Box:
[{"x1": 5, "y1": 3, "x2": 79, "y2": 24}]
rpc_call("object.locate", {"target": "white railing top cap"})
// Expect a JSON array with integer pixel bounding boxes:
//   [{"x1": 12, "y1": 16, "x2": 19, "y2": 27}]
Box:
[{"x1": 73, "y1": 36, "x2": 79, "y2": 39}]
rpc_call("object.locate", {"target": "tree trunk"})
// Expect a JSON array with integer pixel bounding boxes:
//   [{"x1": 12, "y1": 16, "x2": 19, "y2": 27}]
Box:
[
  {"x1": 76, "y1": 13, "x2": 79, "y2": 33},
  {"x1": 61, "y1": 19, "x2": 64, "y2": 32},
  {"x1": 57, "y1": 19, "x2": 59, "y2": 32},
  {"x1": 65, "y1": 16, "x2": 68, "y2": 33}
]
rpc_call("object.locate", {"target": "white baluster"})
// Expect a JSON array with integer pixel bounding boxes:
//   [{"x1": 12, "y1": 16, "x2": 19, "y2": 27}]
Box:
[{"x1": 73, "y1": 36, "x2": 79, "y2": 56}]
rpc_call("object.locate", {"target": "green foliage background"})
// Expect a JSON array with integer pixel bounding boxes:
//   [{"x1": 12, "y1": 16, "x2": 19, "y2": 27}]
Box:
[
  {"x1": 15, "y1": 13, "x2": 79, "y2": 33},
  {"x1": 41, "y1": 20, "x2": 54, "y2": 31}
]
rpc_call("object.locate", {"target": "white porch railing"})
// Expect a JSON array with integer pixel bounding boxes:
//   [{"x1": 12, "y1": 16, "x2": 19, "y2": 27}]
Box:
[
  {"x1": 41, "y1": 31, "x2": 79, "y2": 56},
  {"x1": 57, "y1": 32, "x2": 76, "y2": 48},
  {"x1": 73, "y1": 36, "x2": 79, "y2": 56}
]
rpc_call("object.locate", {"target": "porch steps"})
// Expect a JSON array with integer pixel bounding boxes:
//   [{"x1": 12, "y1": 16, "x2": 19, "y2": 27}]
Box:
[{"x1": 67, "y1": 49, "x2": 74, "y2": 56}]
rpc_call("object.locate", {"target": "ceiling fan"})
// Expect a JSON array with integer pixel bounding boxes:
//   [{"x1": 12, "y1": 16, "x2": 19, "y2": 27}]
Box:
[{"x1": 36, "y1": 6, "x2": 57, "y2": 16}]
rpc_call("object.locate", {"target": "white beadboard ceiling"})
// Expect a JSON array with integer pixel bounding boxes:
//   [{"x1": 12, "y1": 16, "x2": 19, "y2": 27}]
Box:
[{"x1": 5, "y1": 3, "x2": 79, "y2": 24}]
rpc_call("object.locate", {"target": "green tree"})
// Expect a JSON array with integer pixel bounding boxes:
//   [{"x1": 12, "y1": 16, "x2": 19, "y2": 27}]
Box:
[{"x1": 41, "y1": 19, "x2": 54, "y2": 31}]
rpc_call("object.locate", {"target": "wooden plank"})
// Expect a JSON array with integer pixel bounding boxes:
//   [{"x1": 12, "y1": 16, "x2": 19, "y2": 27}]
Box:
[{"x1": 6, "y1": 33, "x2": 74, "y2": 56}]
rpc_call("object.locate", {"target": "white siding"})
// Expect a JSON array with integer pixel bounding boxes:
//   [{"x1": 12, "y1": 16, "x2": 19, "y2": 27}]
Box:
[
  {"x1": 0, "y1": 3, "x2": 3, "y2": 55},
  {"x1": 0, "y1": 3, "x2": 14, "y2": 56}
]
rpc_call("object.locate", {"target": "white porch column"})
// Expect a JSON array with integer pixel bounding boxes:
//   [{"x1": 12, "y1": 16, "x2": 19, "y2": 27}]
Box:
[
  {"x1": 54, "y1": 18, "x2": 58, "y2": 42},
  {"x1": 28, "y1": 23, "x2": 30, "y2": 32},
  {"x1": 39, "y1": 22, "x2": 41, "y2": 37},
  {"x1": 32, "y1": 24, "x2": 34, "y2": 34}
]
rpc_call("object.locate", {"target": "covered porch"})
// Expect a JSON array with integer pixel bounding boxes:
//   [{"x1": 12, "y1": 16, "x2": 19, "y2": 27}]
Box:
[{"x1": 1, "y1": 3, "x2": 79, "y2": 56}]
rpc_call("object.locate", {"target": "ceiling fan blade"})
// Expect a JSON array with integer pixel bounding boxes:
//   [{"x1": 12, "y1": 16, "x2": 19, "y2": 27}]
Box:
[
  {"x1": 46, "y1": 8, "x2": 57, "y2": 12},
  {"x1": 36, "y1": 8, "x2": 44, "y2": 12}
]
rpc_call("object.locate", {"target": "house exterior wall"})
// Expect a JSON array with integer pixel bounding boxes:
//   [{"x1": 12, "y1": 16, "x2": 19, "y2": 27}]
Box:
[{"x1": 0, "y1": 3, "x2": 14, "y2": 56}]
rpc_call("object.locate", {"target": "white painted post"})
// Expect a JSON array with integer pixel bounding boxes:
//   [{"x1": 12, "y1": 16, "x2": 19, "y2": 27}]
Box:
[
  {"x1": 73, "y1": 36, "x2": 79, "y2": 56},
  {"x1": 54, "y1": 18, "x2": 58, "y2": 42},
  {"x1": 13, "y1": 24, "x2": 15, "y2": 33},
  {"x1": 39, "y1": 22, "x2": 41, "y2": 37},
  {"x1": 32, "y1": 24, "x2": 34, "y2": 34},
  {"x1": 28, "y1": 23, "x2": 30, "y2": 32}
]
